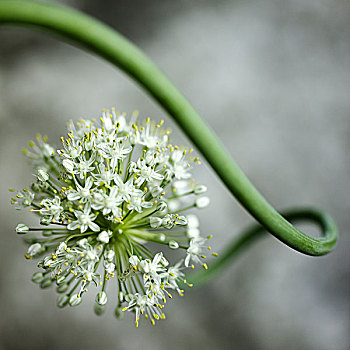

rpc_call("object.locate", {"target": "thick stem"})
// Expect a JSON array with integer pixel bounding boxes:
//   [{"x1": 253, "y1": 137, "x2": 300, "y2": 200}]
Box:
[{"x1": 0, "y1": 1, "x2": 337, "y2": 256}]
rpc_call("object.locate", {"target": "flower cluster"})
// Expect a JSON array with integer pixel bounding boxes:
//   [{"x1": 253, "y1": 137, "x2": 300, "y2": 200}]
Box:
[{"x1": 10, "y1": 108, "x2": 216, "y2": 327}]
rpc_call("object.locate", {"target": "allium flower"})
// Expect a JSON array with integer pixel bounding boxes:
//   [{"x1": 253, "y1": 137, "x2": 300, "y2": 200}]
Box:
[{"x1": 10, "y1": 108, "x2": 217, "y2": 327}]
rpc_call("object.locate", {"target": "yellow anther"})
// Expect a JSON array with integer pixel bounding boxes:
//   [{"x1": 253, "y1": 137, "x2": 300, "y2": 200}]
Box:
[
  {"x1": 202, "y1": 263, "x2": 208, "y2": 270},
  {"x1": 212, "y1": 252, "x2": 218, "y2": 257},
  {"x1": 206, "y1": 235, "x2": 213, "y2": 239}
]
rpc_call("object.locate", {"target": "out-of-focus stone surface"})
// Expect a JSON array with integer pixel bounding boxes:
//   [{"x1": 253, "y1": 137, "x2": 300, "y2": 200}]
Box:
[{"x1": 0, "y1": 1, "x2": 349, "y2": 349}]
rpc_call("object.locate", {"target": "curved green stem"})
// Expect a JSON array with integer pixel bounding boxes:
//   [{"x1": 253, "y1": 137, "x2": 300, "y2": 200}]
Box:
[
  {"x1": 0, "y1": 1, "x2": 337, "y2": 256},
  {"x1": 187, "y1": 208, "x2": 337, "y2": 286}
]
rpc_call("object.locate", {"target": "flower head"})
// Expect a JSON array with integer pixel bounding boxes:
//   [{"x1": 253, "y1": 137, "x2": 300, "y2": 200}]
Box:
[{"x1": 10, "y1": 108, "x2": 217, "y2": 326}]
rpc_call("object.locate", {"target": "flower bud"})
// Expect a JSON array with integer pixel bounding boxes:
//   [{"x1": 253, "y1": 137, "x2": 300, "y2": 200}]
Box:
[
  {"x1": 150, "y1": 217, "x2": 162, "y2": 228},
  {"x1": 16, "y1": 223, "x2": 29, "y2": 234},
  {"x1": 158, "y1": 233, "x2": 166, "y2": 242},
  {"x1": 157, "y1": 201, "x2": 167, "y2": 212},
  {"x1": 62, "y1": 159, "x2": 75, "y2": 173},
  {"x1": 56, "y1": 283, "x2": 69, "y2": 293},
  {"x1": 37, "y1": 169, "x2": 49, "y2": 182},
  {"x1": 104, "y1": 249, "x2": 115, "y2": 262},
  {"x1": 96, "y1": 291, "x2": 108, "y2": 305},
  {"x1": 195, "y1": 196, "x2": 210, "y2": 209},
  {"x1": 169, "y1": 240, "x2": 179, "y2": 249},
  {"x1": 26, "y1": 243, "x2": 42, "y2": 258},
  {"x1": 94, "y1": 303, "x2": 106, "y2": 316},
  {"x1": 194, "y1": 185, "x2": 207, "y2": 195},
  {"x1": 69, "y1": 294, "x2": 82, "y2": 307},
  {"x1": 186, "y1": 214, "x2": 199, "y2": 228},
  {"x1": 31, "y1": 182, "x2": 42, "y2": 193},
  {"x1": 187, "y1": 227, "x2": 200, "y2": 238},
  {"x1": 151, "y1": 186, "x2": 163, "y2": 197},
  {"x1": 42, "y1": 230, "x2": 53, "y2": 237},
  {"x1": 40, "y1": 216, "x2": 52, "y2": 226},
  {"x1": 40, "y1": 277, "x2": 54, "y2": 289},
  {"x1": 31, "y1": 271, "x2": 44, "y2": 284},
  {"x1": 57, "y1": 294, "x2": 69, "y2": 308},
  {"x1": 97, "y1": 231, "x2": 110, "y2": 244},
  {"x1": 56, "y1": 275, "x2": 66, "y2": 284},
  {"x1": 114, "y1": 305, "x2": 124, "y2": 319}
]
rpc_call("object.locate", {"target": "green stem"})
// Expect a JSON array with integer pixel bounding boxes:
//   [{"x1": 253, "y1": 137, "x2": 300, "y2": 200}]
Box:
[
  {"x1": 0, "y1": 1, "x2": 337, "y2": 256},
  {"x1": 187, "y1": 208, "x2": 338, "y2": 287}
]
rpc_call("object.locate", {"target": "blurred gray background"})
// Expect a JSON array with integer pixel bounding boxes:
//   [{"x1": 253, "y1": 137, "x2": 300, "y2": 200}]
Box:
[{"x1": 0, "y1": 0, "x2": 349, "y2": 349}]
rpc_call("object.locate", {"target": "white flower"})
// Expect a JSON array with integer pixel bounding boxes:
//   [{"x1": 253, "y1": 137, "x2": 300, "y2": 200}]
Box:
[
  {"x1": 132, "y1": 159, "x2": 164, "y2": 186},
  {"x1": 167, "y1": 150, "x2": 191, "y2": 180},
  {"x1": 92, "y1": 163, "x2": 116, "y2": 186},
  {"x1": 123, "y1": 293, "x2": 165, "y2": 327},
  {"x1": 67, "y1": 204, "x2": 99, "y2": 233},
  {"x1": 75, "y1": 154, "x2": 96, "y2": 179},
  {"x1": 58, "y1": 137, "x2": 82, "y2": 159},
  {"x1": 91, "y1": 187, "x2": 122, "y2": 218},
  {"x1": 98, "y1": 137, "x2": 132, "y2": 169},
  {"x1": 66, "y1": 177, "x2": 94, "y2": 203},
  {"x1": 12, "y1": 109, "x2": 213, "y2": 326},
  {"x1": 11, "y1": 189, "x2": 34, "y2": 209},
  {"x1": 185, "y1": 237, "x2": 207, "y2": 267},
  {"x1": 129, "y1": 255, "x2": 141, "y2": 269},
  {"x1": 127, "y1": 193, "x2": 153, "y2": 213},
  {"x1": 114, "y1": 175, "x2": 140, "y2": 202},
  {"x1": 40, "y1": 196, "x2": 63, "y2": 222},
  {"x1": 161, "y1": 260, "x2": 185, "y2": 294},
  {"x1": 139, "y1": 253, "x2": 168, "y2": 284}
]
